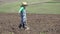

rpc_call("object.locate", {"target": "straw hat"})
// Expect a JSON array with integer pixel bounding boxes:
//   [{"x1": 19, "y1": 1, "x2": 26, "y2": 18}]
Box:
[{"x1": 22, "y1": 2, "x2": 28, "y2": 6}]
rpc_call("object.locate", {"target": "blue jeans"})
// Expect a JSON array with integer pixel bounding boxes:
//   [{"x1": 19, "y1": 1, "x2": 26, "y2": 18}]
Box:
[{"x1": 19, "y1": 13, "x2": 27, "y2": 28}]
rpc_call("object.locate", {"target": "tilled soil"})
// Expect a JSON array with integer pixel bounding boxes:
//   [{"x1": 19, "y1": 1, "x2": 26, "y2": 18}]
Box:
[{"x1": 0, "y1": 13, "x2": 60, "y2": 34}]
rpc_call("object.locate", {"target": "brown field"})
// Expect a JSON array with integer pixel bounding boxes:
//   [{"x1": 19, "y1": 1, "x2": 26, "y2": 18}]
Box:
[{"x1": 0, "y1": 13, "x2": 60, "y2": 34}]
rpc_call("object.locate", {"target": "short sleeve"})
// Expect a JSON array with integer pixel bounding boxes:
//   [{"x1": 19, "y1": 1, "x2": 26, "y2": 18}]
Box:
[{"x1": 19, "y1": 7, "x2": 24, "y2": 13}]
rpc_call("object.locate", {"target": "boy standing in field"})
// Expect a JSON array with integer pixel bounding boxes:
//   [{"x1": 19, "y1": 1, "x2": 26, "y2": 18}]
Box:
[{"x1": 19, "y1": 2, "x2": 29, "y2": 30}]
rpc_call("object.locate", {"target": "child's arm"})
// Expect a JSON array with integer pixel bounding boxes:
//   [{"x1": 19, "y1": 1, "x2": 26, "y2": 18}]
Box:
[{"x1": 19, "y1": 7, "x2": 24, "y2": 13}]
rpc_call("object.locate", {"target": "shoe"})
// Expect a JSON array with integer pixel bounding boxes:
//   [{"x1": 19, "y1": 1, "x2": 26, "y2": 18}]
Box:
[
  {"x1": 19, "y1": 24, "x2": 22, "y2": 29},
  {"x1": 24, "y1": 26, "x2": 30, "y2": 30}
]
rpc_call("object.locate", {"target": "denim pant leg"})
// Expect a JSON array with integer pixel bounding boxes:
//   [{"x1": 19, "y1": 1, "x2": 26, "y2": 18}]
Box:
[
  {"x1": 22, "y1": 16, "x2": 27, "y2": 28},
  {"x1": 19, "y1": 13, "x2": 24, "y2": 28},
  {"x1": 20, "y1": 15, "x2": 27, "y2": 28}
]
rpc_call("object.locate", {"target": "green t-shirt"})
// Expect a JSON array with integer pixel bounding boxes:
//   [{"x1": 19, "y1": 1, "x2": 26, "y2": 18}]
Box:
[{"x1": 19, "y1": 7, "x2": 24, "y2": 13}]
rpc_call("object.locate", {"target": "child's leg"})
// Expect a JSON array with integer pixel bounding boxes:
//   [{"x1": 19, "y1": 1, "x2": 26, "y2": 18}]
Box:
[
  {"x1": 19, "y1": 15, "x2": 23, "y2": 28},
  {"x1": 23, "y1": 23, "x2": 25, "y2": 28},
  {"x1": 19, "y1": 24, "x2": 22, "y2": 28},
  {"x1": 23, "y1": 22, "x2": 29, "y2": 30},
  {"x1": 19, "y1": 21, "x2": 26, "y2": 29},
  {"x1": 22, "y1": 17, "x2": 27, "y2": 28}
]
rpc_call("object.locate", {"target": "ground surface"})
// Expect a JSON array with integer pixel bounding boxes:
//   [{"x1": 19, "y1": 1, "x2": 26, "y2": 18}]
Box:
[
  {"x1": 0, "y1": 0, "x2": 60, "y2": 34},
  {"x1": 0, "y1": 13, "x2": 60, "y2": 34}
]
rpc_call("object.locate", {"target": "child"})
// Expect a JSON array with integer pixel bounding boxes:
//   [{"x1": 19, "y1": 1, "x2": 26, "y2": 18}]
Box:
[{"x1": 19, "y1": 2, "x2": 29, "y2": 30}]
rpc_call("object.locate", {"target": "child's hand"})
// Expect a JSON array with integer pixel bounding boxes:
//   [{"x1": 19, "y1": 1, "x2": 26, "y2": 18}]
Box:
[
  {"x1": 18, "y1": 13, "x2": 20, "y2": 16},
  {"x1": 19, "y1": 11, "x2": 20, "y2": 13}
]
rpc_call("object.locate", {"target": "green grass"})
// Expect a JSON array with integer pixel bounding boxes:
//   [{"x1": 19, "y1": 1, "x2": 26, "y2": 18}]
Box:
[
  {"x1": 52, "y1": 0, "x2": 60, "y2": 2},
  {"x1": 40, "y1": 32, "x2": 46, "y2": 34},
  {"x1": 0, "y1": 2, "x2": 20, "y2": 13},
  {"x1": 27, "y1": 3, "x2": 60, "y2": 14},
  {"x1": 0, "y1": 0, "x2": 60, "y2": 14}
]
